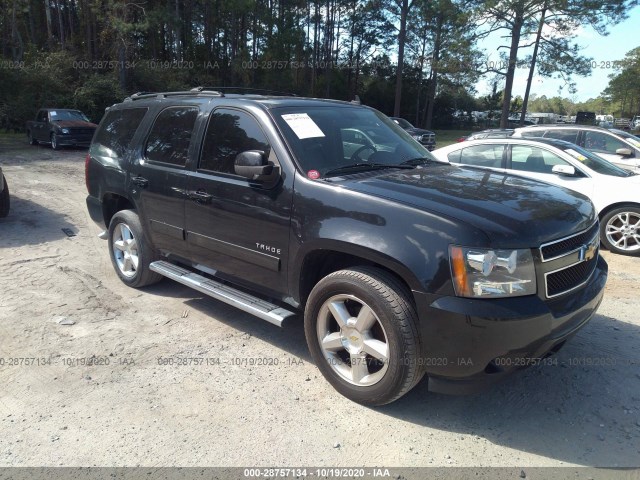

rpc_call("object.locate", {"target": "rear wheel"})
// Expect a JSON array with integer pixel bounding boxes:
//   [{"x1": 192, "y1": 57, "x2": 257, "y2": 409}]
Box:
[
  {"x1": 601, "y1": 206, "x2": 640, "y2": 256},
  {"x1": 108, "y1": 210, "x2": 162, "y2": 287},
  {"x1": 0, "y1": 175, "x2": 9, "y2": 218},
  {"x1": 304, "y1": 267, "x2": 423, "y2": 406}
]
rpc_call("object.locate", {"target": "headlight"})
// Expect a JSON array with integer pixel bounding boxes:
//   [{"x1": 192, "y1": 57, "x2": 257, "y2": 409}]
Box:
[
  {"x1": 450, "y1": 246, "x2": 536, "y2": 298},
  {"x1": 61, "y1": 128, "x2": 70, "y2": 134},
  {"x1": 412, "y1": 134, "x2": 422, "y2": 141}
]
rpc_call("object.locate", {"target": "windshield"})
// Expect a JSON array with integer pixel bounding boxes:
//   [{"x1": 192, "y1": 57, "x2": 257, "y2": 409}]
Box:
[
  {"x1": 50, "y1": 110, "x2": 90, "y2": 122},
  {"x1": 272, "y1": 106, "x2": 435, "y2": 177},
  {"x1": 562, "y1": 144, "x2": 633, "y2": 177},
  {"x1": 393, "y1": 117, "x2": 414, "y2": 129},
  {"x1": 610, "y1": 129, "x2": 640, "y2": 147}
]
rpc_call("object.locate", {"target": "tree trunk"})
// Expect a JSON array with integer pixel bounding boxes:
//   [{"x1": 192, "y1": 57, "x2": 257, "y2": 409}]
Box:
[
  {"x1": 500, "y1": 10, "x2": 524, "y2": 128},
  {"x1": 520, "y1": 4, "x2": 546, "y2": 126},
  {"x1": 425, "y1": 13, "x2": 443, "y2": 129},
  {"x1": 44, "y1": 0, "x2": 53, "y2": 48},
  {"x1": 393, "y1": 0, "x2": 409, "y2": 117}
]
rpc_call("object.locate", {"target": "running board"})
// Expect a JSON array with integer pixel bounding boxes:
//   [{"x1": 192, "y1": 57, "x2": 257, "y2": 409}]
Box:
[{"x1": 149, "y1": 260, "x2": 296, "y2": 327}]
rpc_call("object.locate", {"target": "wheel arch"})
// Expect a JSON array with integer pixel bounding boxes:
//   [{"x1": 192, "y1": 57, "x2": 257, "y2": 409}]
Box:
[
  {"x1": 295, "y1": 243, "x2": 421, "y2": 309},
  {"x1": 102, "y1": 192, "x2": 135, "y2": 228},
  {"x1": 598, "y1": 202, "x2": 640, "y2": 222}
]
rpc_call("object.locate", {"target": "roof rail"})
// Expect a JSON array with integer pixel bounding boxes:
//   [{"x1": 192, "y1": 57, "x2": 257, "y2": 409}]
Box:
[
  {"x1": 124, "y1": 90, "x2": 225, "y2": 102},
  {"x1": 192, "y1": 86, "x2": 297, "y2": 97}
]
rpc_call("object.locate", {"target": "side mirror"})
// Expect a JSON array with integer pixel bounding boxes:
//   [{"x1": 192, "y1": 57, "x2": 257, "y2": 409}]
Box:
[
  {"x1": 552, "y1": 164, "x2": 576, "y2": 176},
  {"x1": 616, "y1": 148, "x2": 633, "y2": 157},
  {"x1": 234, "y1": 150, "x2": 274, "y2": 181}
]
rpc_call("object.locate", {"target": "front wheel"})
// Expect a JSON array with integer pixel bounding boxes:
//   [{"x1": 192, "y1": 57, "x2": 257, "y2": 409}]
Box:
[
  {"x1": 27, "y1": 131, "x2": 37, "y2": 145},
  {"x1": 0, "y1": 175, "x2": 9, "y2": 218},
  {"x1": 304, "y1": 267, "x2": 423, "y2": 406},
  {"x1": 51, "y1": 133, "x2": 61, "y2": 150},
  {"x1": 108, "y1": 210, "x2": 162, "y2": 287},
  {"x1": 601, "y1": 206, "x2": 640, "y2": 256}
]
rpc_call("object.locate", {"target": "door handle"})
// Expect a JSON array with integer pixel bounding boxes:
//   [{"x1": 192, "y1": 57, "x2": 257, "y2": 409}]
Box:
[
  {"x1": 187, "y1": 190, "x2": 213, "y2": 204},
  {"x1": 132, "y1": 176, "x2": 149, "y2": 188}
]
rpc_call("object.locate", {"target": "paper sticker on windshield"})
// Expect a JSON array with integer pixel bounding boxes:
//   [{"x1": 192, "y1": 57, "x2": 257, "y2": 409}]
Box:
[
  {"x1": 281, "y1": 113, "x2": 325, "y2": 139},
  {"x1": 566, "y1": 149, "x2": 587, "y2": 162},
  {"x1": 50, "y1": 111, "x2": 57, "y2": 116}
]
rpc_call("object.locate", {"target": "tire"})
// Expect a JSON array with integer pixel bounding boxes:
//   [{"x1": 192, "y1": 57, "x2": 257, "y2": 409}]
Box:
[
  {"x1": 51, "y1": 133, "x2": 61, "y2": 150},
  {"x1": 27, "y1": 131, "x2": 37, "y2": 145},
  {"x1": 107, "y1": 210, "x2": 162, "y2": 287},
  {"x1": 600, "y1": 206, "x2": 640, "y2": 256},
  {"x1": 304, "y1": 267, "x2": 423, "y2": 406},
  {"x1": 0, "y1": 175, "x2": 9, "y2": 218}
]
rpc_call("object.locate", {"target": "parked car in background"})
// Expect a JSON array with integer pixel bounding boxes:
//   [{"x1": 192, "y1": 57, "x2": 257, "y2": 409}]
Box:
[
  {"x1": 457, "y1": 129, "x2": 514, "y2": 142},
  {"x1": 432, "y1": 137, "x2": 640, "y2": 256},
  {"x1": 0, "y1": 166, "x2": 9, "y2": 217},
  {"x1": 514, "y1": 124, "x2": 640, "y2": 172},
  {"x1": 26, "y1": 109, "x2": 97, "y2": 150},
  {"x1": 389, "y1": 117, "x2": 436, "y2": 150},
  {"x1": 576, "y1": 111, "x2": 597, "y2": 126}
]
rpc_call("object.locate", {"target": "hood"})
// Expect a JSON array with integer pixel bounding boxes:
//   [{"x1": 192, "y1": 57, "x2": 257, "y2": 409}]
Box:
[
  {"x1": 404, "y1": 127, "x2": 434, "y2": 136},
  {"x1": 338, "y1": 164, "x2": 596, "y2": 247},
  {"x1": 52, "y1": 120, "x2": 97, "y2": 128}
]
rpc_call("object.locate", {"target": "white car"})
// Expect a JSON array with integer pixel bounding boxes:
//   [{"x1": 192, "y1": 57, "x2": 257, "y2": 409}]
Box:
[
  {"x1": 513, "y1": 124, "x2": 640, "y2": 172},
  {"x1": 432, "y1": 137, "x2": 640, "y2": 255}
]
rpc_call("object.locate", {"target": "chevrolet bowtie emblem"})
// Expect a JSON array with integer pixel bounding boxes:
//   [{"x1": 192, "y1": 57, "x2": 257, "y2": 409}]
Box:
[{"x1": 579, "y1": 238, "x2": 598, "y2": 262}]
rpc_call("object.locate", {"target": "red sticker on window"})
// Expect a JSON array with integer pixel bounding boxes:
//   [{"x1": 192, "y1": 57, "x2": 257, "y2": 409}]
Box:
[{"x1": 307, "y1": 170, "x2": 320, "y2": 180}]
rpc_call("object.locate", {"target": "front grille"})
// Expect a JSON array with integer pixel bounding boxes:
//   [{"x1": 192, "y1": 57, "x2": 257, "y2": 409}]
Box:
[
  {"x1": 540, "y1": 222, "x2": 599, "y2": 261},
  {"x1": 420, "y1": 133, "x2": 435, "y2": 144},
  {"x1": 546, "y1": 255, "x2": 598, "y2": 297},
  {"x1": 68, "y1": 128, "x2": 94, "y2": 136}
]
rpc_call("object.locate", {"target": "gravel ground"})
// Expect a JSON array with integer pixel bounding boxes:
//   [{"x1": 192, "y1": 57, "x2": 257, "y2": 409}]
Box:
[{"x1": 0, "y1": 135, "x2": 639, "y2": 473}]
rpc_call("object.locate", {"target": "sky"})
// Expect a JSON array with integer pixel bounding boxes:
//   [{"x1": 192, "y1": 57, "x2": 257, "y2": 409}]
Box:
[{"x1": 475, "y1": 5, "x2": 640, "y2": 102}]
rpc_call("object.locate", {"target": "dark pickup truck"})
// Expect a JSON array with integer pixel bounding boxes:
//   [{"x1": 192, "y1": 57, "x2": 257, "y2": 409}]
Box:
[
  {"x1": 85, "y1": 89, "x2": 607, "y2": 405},
  {"x1": 26, "y1": 108, "x2": 97, "y2": 149}
]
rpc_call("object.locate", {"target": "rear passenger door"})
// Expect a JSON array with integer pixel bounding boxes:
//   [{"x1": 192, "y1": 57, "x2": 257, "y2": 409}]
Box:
[
  {"x1": 184, "y1": 107, "x2": 292, "y2": 298},
  {"x1": 129, "y1": 105, "x2": 199, "y2": 257}
]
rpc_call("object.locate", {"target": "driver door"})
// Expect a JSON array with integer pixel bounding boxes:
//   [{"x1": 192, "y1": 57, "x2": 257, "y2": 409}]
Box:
[{"x1": 184, "y1": 107, "x2": 293, "y2": 298}]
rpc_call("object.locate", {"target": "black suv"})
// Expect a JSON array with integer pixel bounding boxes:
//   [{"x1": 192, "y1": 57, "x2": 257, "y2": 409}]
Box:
[{"x1": 86, "y1": 89, "x2": 607, "y2": 405}]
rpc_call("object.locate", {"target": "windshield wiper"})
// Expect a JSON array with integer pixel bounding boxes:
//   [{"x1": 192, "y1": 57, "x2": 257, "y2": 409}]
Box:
[
  {"x1": 399, "y1": 157, "x2": 440, "y2": 166},
  {"x1": 324, "y1": 162, "x2": 413, "y2": 177}
]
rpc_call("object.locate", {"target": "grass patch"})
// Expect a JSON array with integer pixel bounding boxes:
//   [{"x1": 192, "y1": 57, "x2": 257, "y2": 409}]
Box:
[{"x1": 433, "y1": 130, "x2": 471, "y2": 148}]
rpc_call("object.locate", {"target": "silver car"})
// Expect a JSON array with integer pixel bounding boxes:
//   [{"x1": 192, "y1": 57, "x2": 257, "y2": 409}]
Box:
[{"x1": 514, "y1": 124, "x2": 640, "y2": 172}]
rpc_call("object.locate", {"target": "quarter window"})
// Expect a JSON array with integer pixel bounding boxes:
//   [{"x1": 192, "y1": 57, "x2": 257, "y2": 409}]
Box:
[
  {"x1": 145, "y1": 106, "x2": 198, "y2": 166},
  {"x1": 92, "y1": 107, "x2": 148, "y2": 159},
  {"x1": 199, "y1": 109, "x2": 271, "y2": 174}
]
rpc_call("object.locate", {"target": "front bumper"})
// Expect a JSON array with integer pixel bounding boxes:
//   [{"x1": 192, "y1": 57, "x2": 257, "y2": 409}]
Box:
[
  {"x1": 57, "y1": 134, "x2": 94, "y2": 147},
  {"x1": 413, "y1": 255, "x2": 608, "y2": 394}
]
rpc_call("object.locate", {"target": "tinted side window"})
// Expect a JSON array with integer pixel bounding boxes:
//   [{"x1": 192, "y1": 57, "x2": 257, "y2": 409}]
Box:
[
  {"x1": 145, "y1": 106, "x2": 198, "y2": 166},
  {"x1": 458, "y1": 144, "x2": 505, "y2": 168},
  {"x1": 199, "y1": 109, "x2": 271, "y2": 174},
  {"x1": 92, "y1": 108, "x2": 148, "y2": 159},
  {"x1": 584, "y1": 131, "x2": 633, "y2": 156},
  {"x1": 544, "y1": 129, "x2": 578, "y2": 144}
]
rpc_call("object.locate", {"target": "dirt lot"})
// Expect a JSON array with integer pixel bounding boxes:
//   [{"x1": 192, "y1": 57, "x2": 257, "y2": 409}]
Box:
[{"x1": 0, "y1": 134, "x2": 639, "y2": 472}]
